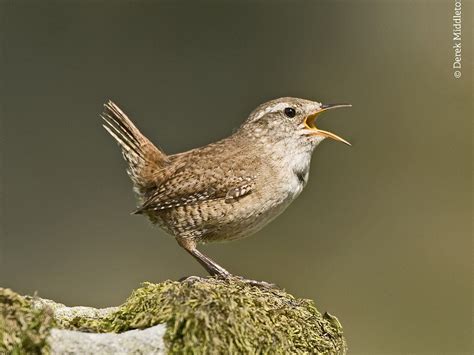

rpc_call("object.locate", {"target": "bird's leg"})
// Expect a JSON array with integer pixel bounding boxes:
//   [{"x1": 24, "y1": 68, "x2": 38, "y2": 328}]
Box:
[
  {"x1": 176, "y1": 237, "x2": 276, "y2": 289},
  {"x1": 176, "y1": 237, "x2": 231, "y2": 278}
]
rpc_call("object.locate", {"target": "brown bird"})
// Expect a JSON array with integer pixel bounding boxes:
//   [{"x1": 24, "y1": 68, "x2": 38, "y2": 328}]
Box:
[{"x1": 101, "y1": 98, "x2": 350, "y2": 282}]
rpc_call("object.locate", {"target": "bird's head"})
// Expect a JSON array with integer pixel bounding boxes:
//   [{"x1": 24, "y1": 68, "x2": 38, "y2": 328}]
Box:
[{"x1": 242, "y1": 97, "x2": 351, "y2": 148}]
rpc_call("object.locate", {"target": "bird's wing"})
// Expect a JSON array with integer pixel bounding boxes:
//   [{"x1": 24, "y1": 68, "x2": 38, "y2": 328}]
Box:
[{"x1": 133, "y1": 162, "x2": 256, "y2": 214}]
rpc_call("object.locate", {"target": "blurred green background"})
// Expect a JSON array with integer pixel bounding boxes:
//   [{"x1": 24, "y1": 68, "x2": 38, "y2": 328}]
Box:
[{"x1": 1, "y1": 1, "x2": 472, "y2": 353}]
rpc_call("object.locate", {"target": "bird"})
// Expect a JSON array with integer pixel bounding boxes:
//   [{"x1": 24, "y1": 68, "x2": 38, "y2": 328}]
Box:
[{"x1": 101, "y1": 97, "x2": 351, "y2": 282}]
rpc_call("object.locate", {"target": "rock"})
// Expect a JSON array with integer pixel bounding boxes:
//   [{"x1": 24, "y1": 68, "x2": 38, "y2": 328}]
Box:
[
  {"x1": 29, "y1": 297, "x2": 118, "y2": 330},
  {"x1": 1, "y1": 277, "x2": 347, "y2": 354},
  {"x1": 49, "y1": 325, "x2": 166, "y2": 355}
]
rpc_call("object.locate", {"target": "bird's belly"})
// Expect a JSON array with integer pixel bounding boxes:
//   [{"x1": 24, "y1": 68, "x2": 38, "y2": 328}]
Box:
[
  {"x1": 156, "y1": 186, "x2": 299, "y2": 243},
  {"x1": 226, "y1": 180, "x2": 304, "y2": 240},
  {"x1": 149, "y1": 171, "x2": 304, "y2": 243},
  {"x1": 218, "y1": 194, "x2": 296, "y2": 242}
]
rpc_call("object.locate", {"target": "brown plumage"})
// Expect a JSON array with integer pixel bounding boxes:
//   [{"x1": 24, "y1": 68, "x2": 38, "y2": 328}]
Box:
[
  {"x1": 101, "y1": 98, "x2": 351, "y2": 280},
  {"x1": 101, "y1": 102, "x2": 169, "y2": 199}
]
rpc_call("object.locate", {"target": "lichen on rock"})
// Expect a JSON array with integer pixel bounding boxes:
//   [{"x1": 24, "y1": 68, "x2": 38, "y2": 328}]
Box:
[
  {"x1": 73, "y1": 277, "x2": 346, "y2": 354},
  {"x1": 0, "y1": 288, "x2": 55, "y2": 354},
  {"x1": 1, "y1": 277, "x2": 346, "y2": 354}
]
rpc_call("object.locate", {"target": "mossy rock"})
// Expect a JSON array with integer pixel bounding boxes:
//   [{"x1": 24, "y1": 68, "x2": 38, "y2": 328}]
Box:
[
  {"x1": 1, "y1": 277, "x2": 346, "y2": 354},
  {"x1": 0, "y1": 288, "x2": 55, "y2": 354}
]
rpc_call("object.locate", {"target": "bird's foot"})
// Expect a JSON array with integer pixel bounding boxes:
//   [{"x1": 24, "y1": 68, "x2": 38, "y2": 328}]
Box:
[
  {"x1": 179, "y1": 274, "x2": 277, "y2": 289},
  {"x1": 235, "y1": 276, "x2": 278, "y2": 289},
  {"x1": 212, "y1": 271, "x2": 277, "y2": 289}
]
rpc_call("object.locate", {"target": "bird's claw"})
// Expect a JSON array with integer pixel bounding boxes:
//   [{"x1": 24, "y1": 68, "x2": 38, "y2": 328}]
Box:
[
  {"x1": 179, "y1": 274, "x2": 277, "y2": 289},
  {"x1": 233, "y1": 276, "x2": 278, "y2": 289}
]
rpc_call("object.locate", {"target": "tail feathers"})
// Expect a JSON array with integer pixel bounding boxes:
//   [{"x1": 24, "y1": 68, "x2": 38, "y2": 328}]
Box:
[{"x1": 101, "y1": 100, "x2": 169, "y2": 196}]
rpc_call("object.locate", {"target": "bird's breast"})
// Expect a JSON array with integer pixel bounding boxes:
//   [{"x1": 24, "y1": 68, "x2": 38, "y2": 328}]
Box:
[
  {"x1": 279, "y1": 150, "x2": 311, "y2": 198},
  {"x1": 244, "y1": 150, "x2": 311, "y2": 228}
]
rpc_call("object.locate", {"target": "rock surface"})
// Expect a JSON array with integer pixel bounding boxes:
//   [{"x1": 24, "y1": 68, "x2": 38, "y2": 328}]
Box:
[
  {"x1": 49, "y1": 324, "x2": 166, "y2": 355},
  {"x1": 30, "y1": 297, "x2": 118, "y2": 329},
  {"x1": 1, "y1": 277, "x2": 347, "y2": 354}
]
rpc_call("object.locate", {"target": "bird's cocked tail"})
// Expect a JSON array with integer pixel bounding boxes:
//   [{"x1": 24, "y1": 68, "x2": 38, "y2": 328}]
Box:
[{"x1": 101, "y1": 100, "x2": 169, "y2": 198}]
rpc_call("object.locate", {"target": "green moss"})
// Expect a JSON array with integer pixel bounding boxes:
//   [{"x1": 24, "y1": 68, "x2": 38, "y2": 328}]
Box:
[
  {"x1": 1, "y1": 278, "x2": 346, "y2": 354},
  {"x1": 0, "y1": 288, "x2": 55, "y2": 354},
  {"x1": 75, "y1": 277, "x2": 346, "y2": 354}
]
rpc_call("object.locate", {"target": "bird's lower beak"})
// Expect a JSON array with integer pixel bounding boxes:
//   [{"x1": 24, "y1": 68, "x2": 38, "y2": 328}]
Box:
[{"x1": 304, "y1": 103, "x2": 352, "y2": 146}]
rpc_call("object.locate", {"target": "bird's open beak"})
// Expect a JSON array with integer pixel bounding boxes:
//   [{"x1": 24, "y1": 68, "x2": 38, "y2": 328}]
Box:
[{"x1": 304, "y1": 103, "x2": 352, "y2": 146}]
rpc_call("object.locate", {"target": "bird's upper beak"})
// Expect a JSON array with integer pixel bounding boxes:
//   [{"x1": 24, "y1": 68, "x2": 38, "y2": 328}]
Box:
[{"x1": 303, "y1": 103, "x2": 352, "y2": 146}]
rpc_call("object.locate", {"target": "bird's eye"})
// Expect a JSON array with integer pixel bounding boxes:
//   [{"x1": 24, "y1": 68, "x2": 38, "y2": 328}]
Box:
[{"x1": 284, "y1": 107, "x2": 296, "y2": 118}]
